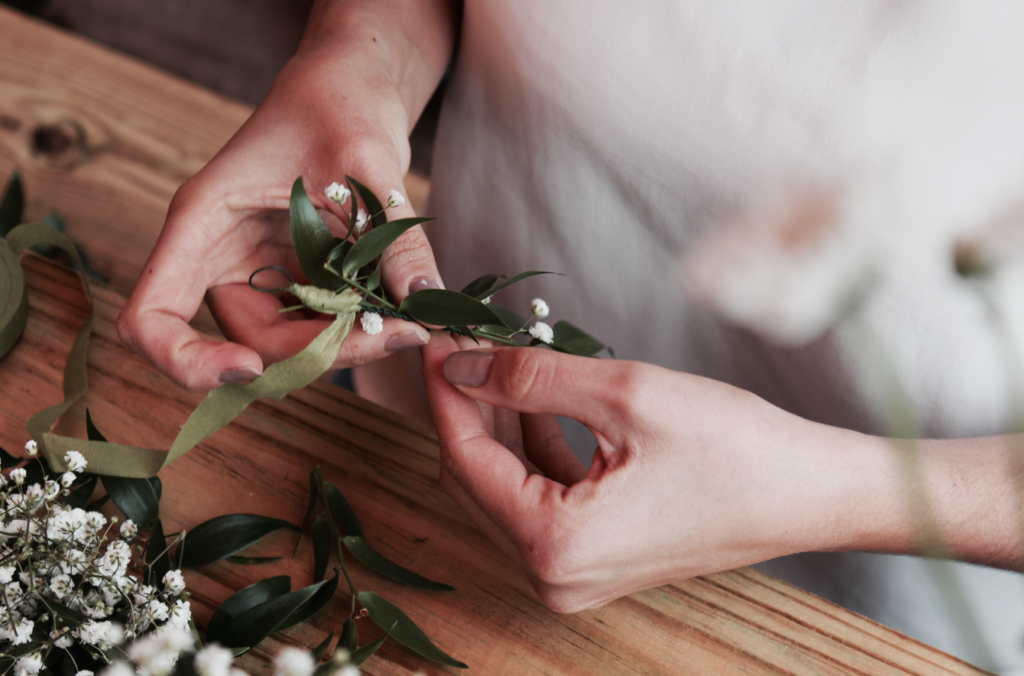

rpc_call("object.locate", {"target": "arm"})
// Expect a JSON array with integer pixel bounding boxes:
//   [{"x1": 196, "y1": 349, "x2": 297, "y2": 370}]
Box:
[
  {"x1": 118, "y1": 0, "x2": 458, "y2": 391},
  {"x1": 421, "y1": 332, "x2": 1023, "y2": 613}
]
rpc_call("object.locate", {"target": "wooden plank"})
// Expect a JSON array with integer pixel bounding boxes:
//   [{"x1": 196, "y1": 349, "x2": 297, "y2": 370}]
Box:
[
  {"x1": 0, "y1": 5, "x2": 429, "y2": 328},
  {"x1": 0, "y1": 252, "x2": 991, "y2": 675}
]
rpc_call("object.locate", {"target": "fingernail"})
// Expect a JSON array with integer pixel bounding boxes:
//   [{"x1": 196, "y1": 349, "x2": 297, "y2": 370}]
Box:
[
  {"x1": 385, "y1": 331, "x2": 428, "y2": 352},
  {"x1": 409, "y1": 276, "x2": 441, "y2": 294},
  {"x1": 220, "y1": 367, "x2": 262, "y2": 383},
  {"x1": 444, "y1": 351, "x2": 494, "y2": 387}
]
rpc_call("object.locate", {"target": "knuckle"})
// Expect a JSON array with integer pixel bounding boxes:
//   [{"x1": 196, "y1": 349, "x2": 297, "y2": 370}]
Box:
[
  {"x1": 499, "y1": 348, "x2": 551, "y2": 407},
  {"x1": 605, "y1": 362, "x2": 650, "y2": 423},
  {"x1": 382, "y1": 228, "x2": 434, "y2": 268},
  {"x1": 115, "y1": 305, "x2": 141, "y2": 354}
]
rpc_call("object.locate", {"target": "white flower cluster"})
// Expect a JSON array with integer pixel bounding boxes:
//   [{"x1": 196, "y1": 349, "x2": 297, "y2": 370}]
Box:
[
  {"x1": 360, "y1": 311, "x2": 383, "y2": 336},
  {"x1": 1, "y1": 448, "x2": 191, "y2": 675}
]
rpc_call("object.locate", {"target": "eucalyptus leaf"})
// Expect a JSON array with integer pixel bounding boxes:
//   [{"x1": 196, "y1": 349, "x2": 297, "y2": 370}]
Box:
[
  {"x1": 340, "y1": 617, "x2": 358, "y2": 654},
  {"x1": 366, "y1": 260, "x2": 383, "y2": 292},
  {"x1": 325, "y1": 482, "x2": 363, "y2": 539},
  {"x1": 293, "y1": 470, "x2": 320, "y2": 556},
  {"x1": 290, "y1": 177, "x2": 340, "y2": 290},
  {"x1": 217, "y1": 577, "x2": 331, "y2": 649},
  {"x1": 358, "y1": 592, "x2": 467, "y2": 668},
  {"x1": 225, "y1": 556, "x2": 284, "y2": 566},
  {"x1": 489, "y1": 304, "x2": 527, "y2": 331},
  {"x1": 278, "y1": 570, "x2": 339, "y2": 628},
  {"x1": 345, "y1": 175, "x2": 386, "y2": 228},
  {"x1": 206, "y1": 576, "x2": 291, "y2": 644},
  {"x1": 551, "y1": 320, "x2": 608, "y2": 357},
  {"x1": 146, "y1": 517, "x2": 171, "y2": 587},
  {"x1": 472, "y1": 270, "x2": 558, "y2": 300},
  {"x1": 312, "y1": 512, "x2": 332, "y2": 582},
  {"x1": 341, "y1": 217, "x2": 434, "y2": 278},
  {"x1": 460, "y1": 274, "x2": 501, "y2": 299},
  {"x1": 177, "y1": 514, "x2": 298, "y2": 568},
  {"x1": 326, "y1": 240, "x2": 351, "y2": 265},
  {"x1": 343, "y1": 536, "x2": 454, "y2": 591},
  {"x1": 350, "y1": 627, "x2": 392, "y2": 667},
  {"x1": 312, "y1": 631, "x2": 335, "y2": 663},
  {"x1": 399, "y1": 289, "x2": 505, "y2": 327},
  {"x1": 0, "y1": 170, "x2": 24, "y2": 237}
]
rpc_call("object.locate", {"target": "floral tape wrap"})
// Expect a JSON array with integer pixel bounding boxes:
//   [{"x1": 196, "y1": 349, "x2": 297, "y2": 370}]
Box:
[{"x1": 0, "y1": 223, "x2": 360, "y2": 477}]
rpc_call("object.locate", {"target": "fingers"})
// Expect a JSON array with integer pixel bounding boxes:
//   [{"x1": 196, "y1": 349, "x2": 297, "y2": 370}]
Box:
[
  {"x1": 206, "y1": 283, "x2": 429, "y2": 367},
  {"x1": 441, "y1": 345, "x2": 652, "y2": 433}
]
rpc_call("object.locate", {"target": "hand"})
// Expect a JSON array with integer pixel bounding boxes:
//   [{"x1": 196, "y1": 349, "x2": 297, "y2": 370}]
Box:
[
  {"x1": 422, "y1": 332, "x2": 888, "y2": 612},
  {"x1": 118, "y1": 1, "x2": 456, "y2": 391}
]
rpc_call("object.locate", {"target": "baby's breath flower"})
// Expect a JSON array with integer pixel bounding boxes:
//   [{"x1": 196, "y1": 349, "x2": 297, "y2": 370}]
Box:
[
  {"x1": 529, "y1": 321, "x2": 554, "y2": 345},
  {"x1": 163, "y1": 569, "x2": 186, "y2": 594},
  {"x1": 0, "y1": 566, "x2": 15, "y2": 583},
  {"x1": 355, "y1": 208, "x2": 368, "y2": 233},
  {"x1": 194, "y1": 645, "x2": 234, "y2": 676},
  {"x1": 60, "y1": 471, "x2": 77, "y2": 487},
  {"x1": 167, "y1": 599, "x2": 192, "y2": 630},
  {"x1": 325, "y1": 182, "x2": 351, "y2": 204},
  {"x1": 530, "y1": 298, "x2": 550, "y2": 318},
  {"x1": 50, "y1": 573, "x2": 73, "y2": 599},
  {"x1": 121, "y1": 518, "x2": 139, "y2": 540},
  {"x1": 273, "y1": 648, "x2": 315, "y2": 676},
  {"x1": 64, "y1": 450, "x2": 87, "y2": 473},
  {"x1": 147, "y1": 599, "x2": 170, "y2": 623},
  {"x1": 24, "y1": 440, "x2": 37, "y2": 456},
  {"x1": 387, "y1": 189, "x2": 406, "y2": 208},
  {"x1": 481, "y1": 295, "x2": 492, "y2": 304},
  {"x1": 14, "y1": 652, "x2": 41, "y2": 676},
  {"x1": 51, "y1": 627, "x2": 75, "y2": 648},
  {"x1": 10, "y1": 467, "x2": 26, "y2": 485},
  {"x1": 44, "y1": 480, "x2": 61, "y2": 500},
  {"x1": 10, "y1": 618, "x2": 34, "y2": 646},
  {"x1": 360, "y1": 311, "x2": 383, "y2": 336},
  {"x1": 101, "y1": 664, "x2": 134, "y2": 676},
  {"x1": 75, "y1": 671, "x2": 94, "y2": 676}
]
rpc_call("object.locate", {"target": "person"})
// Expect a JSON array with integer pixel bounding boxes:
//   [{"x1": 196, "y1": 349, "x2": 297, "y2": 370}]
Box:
[{"x1": 118, "y1": 1, "x2": 1024, "y2": 669}]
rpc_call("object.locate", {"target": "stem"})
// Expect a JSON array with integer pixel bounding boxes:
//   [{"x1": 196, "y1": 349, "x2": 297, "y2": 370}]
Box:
[{"x1": 313, "y1": 467, "x2": 357, "y2": 612}]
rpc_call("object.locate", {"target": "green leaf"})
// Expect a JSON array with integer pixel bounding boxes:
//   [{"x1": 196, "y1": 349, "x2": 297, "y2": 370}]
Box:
[
  {"x1": 293, "y1": 470, "x2": 320, "y2": 556},
  {"x1": 358, "y1": 592, "x2": 467, "y2": 668},
  {"x1": 0, "y1": 170, "x2": 24, "y2": 237},
  {"x1": 37, "y1": 594, "x2": 88, "y2": 626},
  {"x1": 312, "y1": 631, "x2": 335, "y2": 663},
  {"x1": 341, "y1": 217, "x2": 434, "y2": 278},
  {"x1": 326, "y1": 239, "x2": 352, "y2": 266},
  {"x1": 277, "y1": 570, "x2": 339, "y2": 628},
  {"x1": 350, "y1": 627, "x2": 392, "y2": 666},
  {"x1": 343, "y1": 536, "x2": 454, "y2": 591},
  {"x1": 366, "y1": 260, "x2": 383, "y2": 292},
  {"x1": 290, "y1": 177, "x2": 340, "y2": 290},
  {"x1": 206, "y1": 576, "x2": 291, "y2": 644},
  {"x1": 473, "y1": 270, "x2": 559, "y2": 301},
  {"x1": 312, "y1": 512, "x2": 332, "y2": 582},
  {"x1": 460, "y1": 274, "x2": 501, "y2": 299},
  {"x1": 399, "y1": 289, "x2": 505, "y2": 327},
  {"x1": 101, "y1": 474, "x2": 160, "y2": 530},
  {"x1": 177, "y1": 514, "x2": 298, "y2": 568},
  {"x1": 551, "y1": 320, "x2": 608, "y2": 357},
  {"x1": 325, "y1": 482, "x2": 363, "y2": 539},
  {"x1": 146, "y1": 517, "x2": 171, "y2": 587},
  {"x1": 345, "y1": 175, "x2": 387, "y2": 228},
  {"x1": 340, "y1": 617, "x2": 358, "y2": 653},
  {"x1": 225, "y1": 556, "x2": 283, "y2": 565},
  {"x1": 217, "y1": 577, "x2": 331, "y2": 649}
]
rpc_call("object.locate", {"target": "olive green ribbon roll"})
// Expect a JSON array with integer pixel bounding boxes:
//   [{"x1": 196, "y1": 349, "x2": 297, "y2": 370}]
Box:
[{"x1": 0, "y1": 223, "x2": 359, "y2": 477}]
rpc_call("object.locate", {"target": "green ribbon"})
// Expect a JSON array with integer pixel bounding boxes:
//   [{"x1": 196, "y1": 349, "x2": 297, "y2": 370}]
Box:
[{"x1": 1, "y1": 223, "x2": 359, "y2": 477}]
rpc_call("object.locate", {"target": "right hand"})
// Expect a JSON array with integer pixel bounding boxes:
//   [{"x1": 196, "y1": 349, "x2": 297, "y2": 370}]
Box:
[{"x1": 118, "y1": 13, "x2": 450, "y2": 391}]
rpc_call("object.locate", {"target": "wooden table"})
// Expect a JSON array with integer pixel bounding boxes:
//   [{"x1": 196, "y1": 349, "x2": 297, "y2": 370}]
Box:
[{"x1": 0, "y1": 6, "x2": 991, "y2": 675}]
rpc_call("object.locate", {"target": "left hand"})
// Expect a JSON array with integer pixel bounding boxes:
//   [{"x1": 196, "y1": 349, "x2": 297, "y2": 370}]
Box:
[{"x1": 422, "y1": 331, "x2": 886, "y2": 612}]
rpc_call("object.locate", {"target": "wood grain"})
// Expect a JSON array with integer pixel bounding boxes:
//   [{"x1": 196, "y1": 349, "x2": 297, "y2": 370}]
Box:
[
  {"x1": 0, "y1": 252, "x2": 991, "y2": 675},
  {"x1": 0, "y1": 6, "x2": 992, "y2": 675}
]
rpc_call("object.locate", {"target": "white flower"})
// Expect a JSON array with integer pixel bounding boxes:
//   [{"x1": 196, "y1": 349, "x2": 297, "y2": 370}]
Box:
[
  {"x1": 324, "y1": 182, "x2": 351, "y2": 204},
  {"x1": 120, "y1": 519, "x2": 138, "y2": 540},
  {"x1": 355, "y1": 208, "x2": 368, "y2": 232},
  {"x1": 530, "y1": 298, "x2": 550, "y2": 318},
  {"x1": 14, "y1": 653, "x2": 41, "y2": 676},
  {"x1": 163, "y1": 569, "x2": 186, "y2": 594},
  {"x1": 166, "y1": 599, "x2": 192, "y2": 630},
  {"x1": 273, "y1": 648, "x2": 315, "y2": 676},
  {"x1": 60, "y1": 471, "x2": 76, "y2": 487},
  {"x1": 337, "y1": 668, "x2": 360, "y2": 676},
  {"x1": 529, "y1": 321, "x2": 554, "y2": 345},
  {"x1": 52, "y1": 628, "x2": 75, "y2": 648},
  {"x1": 100, "y1": 664, "x2": 134, "y2": 676},
  {"x1": 0, "y1": 566, "x2": 14, "y2": 584},
  {"x1": 11, "y1": 618, "x2": 34, "y2": 646},
  {"x1": 360, "y1": 311, "x2": 383, "y2": 336},
  {"x1": 43, "y1": 480, "x2": 61, "y2": 500},
  {"x1": 194, "y1": 645, "x2": 234, "y2": 676},
  {"x1": 50, "y1": 574, "x2": 73, "y2": 599},
  {"x1": 387, "y1": 189, "x2": 406, "y2": 208},
  {"x1": 146, "y1": 599, "x2": 170, "y2": 623},
  {"x1": 23, "y1": 483, "x2": 44, "y2": 508},
  {"x1": 75, "y1": 671, "x2": 94, "y2": 676},
  {"x1": 481, "y1": 295, "x2": 492, "y2": 305},
  {"x1": 64, "y1": 450, "x2": 87, "y2": 473},
  {"x1": 129, "y1": 630, "x2": 186, "y2": 676},
  {"x1": 76, "y1": 620, "x2": 117, "y2": 648},
  {"x1": 10, "y1": 468, "x2": 26, "y2": 485},
  {"x1": 24, "y1": 440, "x2": 37, "y2": 456}
]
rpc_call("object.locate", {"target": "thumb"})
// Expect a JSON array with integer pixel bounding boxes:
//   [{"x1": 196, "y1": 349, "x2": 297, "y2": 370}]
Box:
[{"x1": 441, "y1": 345, "x2": 646, "y2": 429}]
